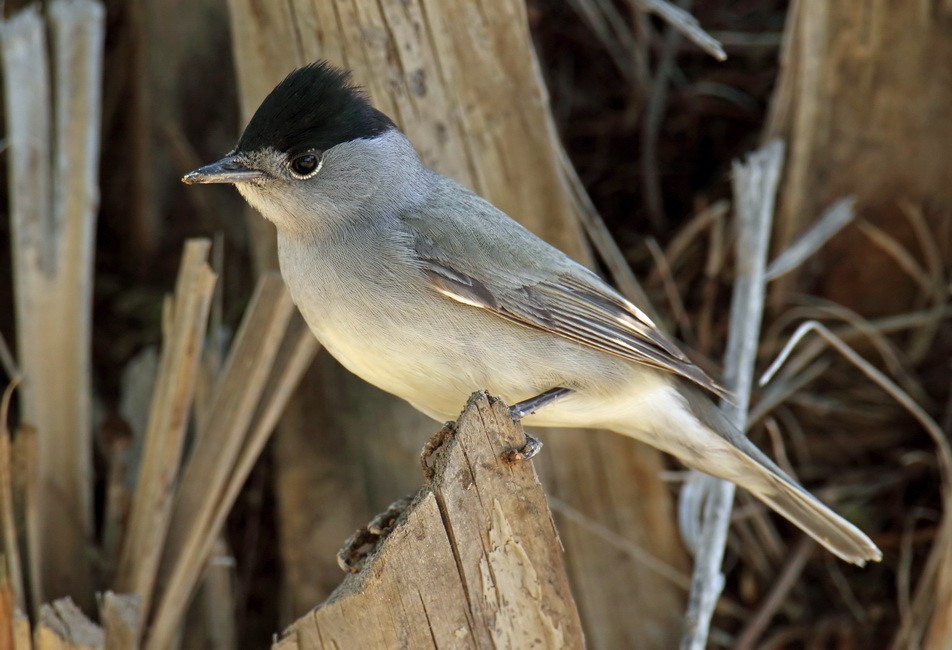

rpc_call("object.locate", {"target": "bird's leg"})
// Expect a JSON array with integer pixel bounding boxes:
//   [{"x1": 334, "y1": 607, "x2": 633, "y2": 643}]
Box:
[
  {"x1": 504, "y1": 387, "x2": 572, "y2": 463},
  {"x1": 509, "y1": 387, "x2": 573, "y2": 420}
]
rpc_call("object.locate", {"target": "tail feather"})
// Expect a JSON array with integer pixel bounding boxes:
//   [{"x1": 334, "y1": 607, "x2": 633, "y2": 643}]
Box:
[
  {"x1": 722, "y1": 418, "x2": 881, "y2": 565},
  {"x1": 674, "y1": 383, "x2": 882, "y2": 565},
  {"x1": 754, "y1": 470, "x2": 882, "y2": 565}
]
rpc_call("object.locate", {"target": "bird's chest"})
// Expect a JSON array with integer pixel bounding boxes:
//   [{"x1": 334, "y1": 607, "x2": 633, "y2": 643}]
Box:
[
  {"x1": 274, "y1": 232, "x2": 567, "y2": 421},
  {"x1": 279, "y1": 233, "x2": 393, "y2": 338},
  {"x1": 277, "y1": 233, "x2": 451, "y2": 394}
]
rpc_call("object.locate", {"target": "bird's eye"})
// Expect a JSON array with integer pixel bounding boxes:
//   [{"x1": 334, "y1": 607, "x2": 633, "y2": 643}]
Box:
[{"x1": 289, "y1": 152, "x2": 321, "y2": 179}]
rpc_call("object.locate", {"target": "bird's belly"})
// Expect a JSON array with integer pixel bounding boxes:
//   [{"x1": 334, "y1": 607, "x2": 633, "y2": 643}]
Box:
[
  {"x1": 315, "y1": 318, "x2": 474, "y2": 419},
  {"x1": 295, "y1": 288, "x2": 664, "y2": 427},
  {"x1": 279, "y1": 238, "x2": 664, "y2": 427},
  {"x1": 308, "y1": 307, "x2": 534, "y2": 420}
]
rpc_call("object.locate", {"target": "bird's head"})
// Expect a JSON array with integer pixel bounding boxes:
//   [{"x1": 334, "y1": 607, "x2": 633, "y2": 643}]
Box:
[{"x1": 184, "y1": 62, "x2": 418, "y2": 235}]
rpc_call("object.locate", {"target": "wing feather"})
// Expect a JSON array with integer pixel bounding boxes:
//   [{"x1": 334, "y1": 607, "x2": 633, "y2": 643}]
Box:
[{"x1": 421, "y1": 255, "x2": 728, "y2": 398}]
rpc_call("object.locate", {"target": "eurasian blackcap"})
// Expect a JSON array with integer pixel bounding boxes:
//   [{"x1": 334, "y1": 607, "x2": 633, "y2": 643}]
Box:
[{"x1": 183, "y1": 62, "x2": 881, "y2": 566}]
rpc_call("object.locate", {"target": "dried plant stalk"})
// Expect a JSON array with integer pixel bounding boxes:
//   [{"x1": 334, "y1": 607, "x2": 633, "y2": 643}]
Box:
[
  {"x1": 761, "y1": 321, "x2": 952, "y2": 649},
  {"x1": 12, "y1": 610, "x2": 30, "y2": 650},
  {"x1": 115, "y1": 240, "x2": 216, "y2": 621},
  {"x1": 197, "y1": 538, "x2": 237, "y2": 650},
  {"x1": 0, "y1": 382, "x2": 25, "y2": 612},
  {"x1": 101, "y1": 592, "x2": 141, "y2": 650},
  {"x1": 148, "y1": 275, "x2": 297, "y2": 649},
  {"x1": 1, "y1": 0, "x2": 105, "y2": 609},
  {"x1": 630, "y1": 0, "x2": 726, "y2": 60},
  {"x1": 35, "y1": 598, "x2": 103, "y2": 649},
  {"x1": 680, "y1": 140, "x2": 784, "y2": 650},
  {"x1": 11, "y1": 425, "x2": 39, "y2": 617}
]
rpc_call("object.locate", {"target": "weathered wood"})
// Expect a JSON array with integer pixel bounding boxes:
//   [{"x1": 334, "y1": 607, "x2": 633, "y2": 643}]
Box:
[
  {"x1": 765, "y1": 0, "x2": 952, "y2": 315},
  {"x1": 273, "y1": 393, "x2": 584, "y2": 649},
  {"x1": 35, "y1": 599, "x2": 103, "y2": 650},
  {"x1": 225, "y1": 1, "x2": 688, "y2": 646},
  {"x1": 0, "y1": 0, "x2": 104, "y2": 608}
]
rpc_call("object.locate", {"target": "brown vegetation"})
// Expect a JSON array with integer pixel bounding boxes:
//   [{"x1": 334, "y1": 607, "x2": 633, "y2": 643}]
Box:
[{"x1": 0, "y1": 0, "x2": 949, "y2": 648}]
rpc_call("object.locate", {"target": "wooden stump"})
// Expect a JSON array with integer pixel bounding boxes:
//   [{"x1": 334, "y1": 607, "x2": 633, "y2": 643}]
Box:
[{"x1": 272, "y1": 393, "x2": 585, "y2": 649}]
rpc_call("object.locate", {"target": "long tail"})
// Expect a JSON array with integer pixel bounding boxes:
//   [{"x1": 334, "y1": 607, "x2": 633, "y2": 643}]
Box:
[
  {"x1": 753, "y1": 467, "x2": 881, "y2": 564},
  {"x1": 674, "y1": 384, "x2": 882, "y2": 566}
]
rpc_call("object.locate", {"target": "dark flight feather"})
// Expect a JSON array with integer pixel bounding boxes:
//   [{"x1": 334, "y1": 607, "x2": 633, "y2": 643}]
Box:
[{"x1": 236, "y1": 61, "x2": 395, "y2": 156}]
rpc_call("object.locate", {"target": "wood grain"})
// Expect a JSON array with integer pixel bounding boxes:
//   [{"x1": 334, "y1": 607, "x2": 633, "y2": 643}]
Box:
[
  {"x1": 0, "y1": 0, "x2": 104, "y2": 609},
  {"x1": 273, "y1": 393, "x2": 584, "y2": 649}
]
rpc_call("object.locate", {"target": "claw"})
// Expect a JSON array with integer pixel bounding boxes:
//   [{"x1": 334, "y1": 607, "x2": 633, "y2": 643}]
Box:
[{"x1": 503, "y1": 432, "x2": 543, "y2": 463}]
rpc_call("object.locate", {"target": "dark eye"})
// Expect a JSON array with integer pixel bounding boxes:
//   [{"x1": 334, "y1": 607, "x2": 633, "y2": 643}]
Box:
[{"x1": 289, "y1": 152, "x2": 321, "y2": 178}]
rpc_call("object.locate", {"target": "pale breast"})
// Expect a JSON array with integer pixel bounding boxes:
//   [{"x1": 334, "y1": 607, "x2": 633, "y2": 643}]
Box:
[{"x1": 276, "y1": 229, "x2": 662, "y2": 425}]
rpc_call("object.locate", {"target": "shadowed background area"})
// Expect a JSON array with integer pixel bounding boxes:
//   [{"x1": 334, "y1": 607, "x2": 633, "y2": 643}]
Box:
[{"x1": 0, "y1": 0, "x2": 950, "y2": 648}]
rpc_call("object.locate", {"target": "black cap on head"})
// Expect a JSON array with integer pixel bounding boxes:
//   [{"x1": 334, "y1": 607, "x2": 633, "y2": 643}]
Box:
[{"x1": 236, "y1": 61, "x2": 395, "y2": 156}]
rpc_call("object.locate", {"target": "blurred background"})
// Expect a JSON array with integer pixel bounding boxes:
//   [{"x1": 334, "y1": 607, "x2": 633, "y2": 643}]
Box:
[{"x1": 1, "y1": 0, "x2": 950, "y2": 648}]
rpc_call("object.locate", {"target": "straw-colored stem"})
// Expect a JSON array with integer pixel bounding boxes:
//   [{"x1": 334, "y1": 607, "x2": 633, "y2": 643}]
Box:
[
  {"x1": 115, "y1": 240, "x2": 216, "y2": 622},
  {"x1": 148, "y1": 275, "x2": 296, "y2": 649}
]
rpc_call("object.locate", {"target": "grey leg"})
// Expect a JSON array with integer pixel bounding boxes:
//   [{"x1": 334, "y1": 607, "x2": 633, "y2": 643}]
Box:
[
  {"x1": 504, "y1": 387, "x2": 572, "y2": 463},
  {"x1": 509, "y1": 387, "x2": 573, "y2": 420},
  {"x1": 503, "y1": 431, "x2": 544, "y2": 463}
]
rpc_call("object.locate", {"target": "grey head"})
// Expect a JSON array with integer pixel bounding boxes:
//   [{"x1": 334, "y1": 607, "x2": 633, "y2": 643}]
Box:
[{"x1": 183, "y1": 62, "x2": 423, "y2": 235}]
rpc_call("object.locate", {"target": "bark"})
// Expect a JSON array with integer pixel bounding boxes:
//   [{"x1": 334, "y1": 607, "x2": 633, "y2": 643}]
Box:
[{"x1": 765, "y1": 0, "x2": 952, "y2": 316}]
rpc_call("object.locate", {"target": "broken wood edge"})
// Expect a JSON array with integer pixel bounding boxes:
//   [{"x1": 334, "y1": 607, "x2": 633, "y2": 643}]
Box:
[
  {"x1": 36, "y1": 597, "x2": 104, "y2": 648},
  {"x1": 0, "y1": 592, "x2": 142, "y2": 650},
  {"x1": 272, "y1": 391, "x2": 585, "y2": 649}
]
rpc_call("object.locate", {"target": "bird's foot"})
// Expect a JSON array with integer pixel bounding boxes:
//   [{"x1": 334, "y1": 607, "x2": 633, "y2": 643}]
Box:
[
  {"x1": 503, "y1": 431, "x2": 543, "y2": 463},
  {"x1": 509, "y1": 386, "x2": 573, "y2": 421}
]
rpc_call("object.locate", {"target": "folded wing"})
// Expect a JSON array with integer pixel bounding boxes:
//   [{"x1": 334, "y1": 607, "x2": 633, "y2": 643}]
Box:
[{"x1": 418, "y1": 248, "x2": 728, "y2": 399}]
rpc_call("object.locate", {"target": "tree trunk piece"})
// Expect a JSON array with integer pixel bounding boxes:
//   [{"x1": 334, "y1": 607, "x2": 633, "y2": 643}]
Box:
[{"x1": 272, "y1": 393, "x2": 584, "y2": 649}]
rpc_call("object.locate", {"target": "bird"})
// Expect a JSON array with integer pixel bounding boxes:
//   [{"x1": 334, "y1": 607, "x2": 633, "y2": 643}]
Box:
[{"x1": 183, "y1": 61, "x2": 881, "y2": 566}]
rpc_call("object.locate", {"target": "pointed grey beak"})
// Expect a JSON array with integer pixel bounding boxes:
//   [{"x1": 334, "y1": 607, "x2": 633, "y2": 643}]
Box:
[{"x1": 182, "y1": 154, "x2": 265, "y2": 184}]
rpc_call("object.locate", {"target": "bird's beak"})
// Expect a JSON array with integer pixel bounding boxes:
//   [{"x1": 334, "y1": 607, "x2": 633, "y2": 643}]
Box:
[{"x1": 182, "y1": 154, "x2": 265, "y2": 185}]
